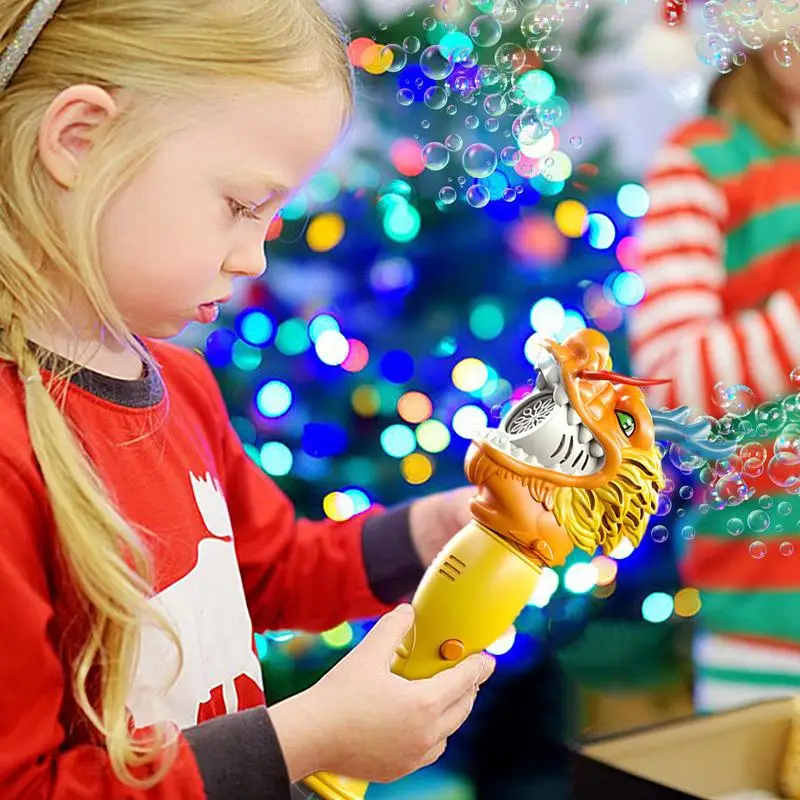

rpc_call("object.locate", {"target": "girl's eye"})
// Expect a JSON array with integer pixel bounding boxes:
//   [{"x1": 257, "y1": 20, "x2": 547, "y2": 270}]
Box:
[
  {"x1": 615, "y1": 410, "x2": 636, "y2": 437},
  {"x1": 228, "y1": 199, "x2": 261, "y2": 221}
]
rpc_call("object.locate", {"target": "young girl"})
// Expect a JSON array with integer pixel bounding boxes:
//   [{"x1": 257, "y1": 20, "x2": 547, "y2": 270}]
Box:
[
  {"x1": 0, "y1": 1, "x2": 496, "y2": 797},
  {"x1": 629, "y1": 34, "x2": 800, "y2": 712}
]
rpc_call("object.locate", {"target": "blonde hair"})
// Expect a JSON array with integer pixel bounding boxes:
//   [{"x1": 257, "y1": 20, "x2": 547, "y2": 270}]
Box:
[
  {"x1": 708, "y1": 51, "x2": 791, "y2": 148},
  {"x1": 551, "y1": 447, "x2": 664, "y2": 556},
  {"x1": 0, "y1": 0, "x2": 353, "y2": 787}
]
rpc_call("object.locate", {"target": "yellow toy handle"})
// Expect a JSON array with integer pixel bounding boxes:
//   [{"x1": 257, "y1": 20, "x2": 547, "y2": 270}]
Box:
[{"x1": 300, "y1": 519, "x2": 542, "y2": 799}]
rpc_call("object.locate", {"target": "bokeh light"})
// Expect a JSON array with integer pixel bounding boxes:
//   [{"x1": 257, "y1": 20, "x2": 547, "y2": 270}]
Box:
[
  {"x1": 275, "y1": 318, "x2": 311, "y2": 356},
  {"x1": 564, "y1": 562, "x2": 598, "y2": 594},
  {"x1": 530, "y1": 297, "x2": 565, "y2": 335},
  {"x1": 323, "y1": 491, "x2": 356, "y2": 521},
  {"x1": 381, "y1": 424, "x2": 417, "y2": 458},
  {"x1": 238, "y1": 311, "x2": 274, "y2": 347},
  {"x1": 470, "y1": 301, "x2": 505, "y2": 340},
  {"x1": 587, "y1": 212, "x2": 616, "y2": 250},
  {"x1": 554, "y1": 200, "x2": 589, "y2": 238},
  {"x1": 306, "y1": 213, "x2": 345, "y2": 253},
  {"x1": 256, "y1": 380, "x2": 293, "y2": 419},
  {"x1": 452, "y1": 404, "x2": 488, "y2": 439},
  {"x1": 641, "y1": 591, "x2": 674, "y2": 623},
  {"x1": 674, "y1": 587, "x2": 702, "y2": 618},
  {"x1": 452, "y1": 357, "x2": 489, "y2": 392},
  {"x1": 315, "y1": 329, "x2": 350, "y2": 366},
  {"x1": 352, "y1": 385, "x2": 380, "y2": 417},
  {"x1": 259, "y1": 442, "x2": 293, "y2": 477},
  {"x1": 416, "y1": 419, "x2": 451, "y2": 453},
  {"x1": 398, "y1": 391, "x2": 434, "y2": 424},
  {"x1": 617, "y1": 183, "x2": 650, "y2": 218},
  {"x1": 321, "y1": 622, "x2": 354, "y2": 649},
  {"x1": 341, "y1": 340, "x2": 370, "y2": 372},
  {"x1": 402, "y1": 452, "x2": 434, "y2": 484}
]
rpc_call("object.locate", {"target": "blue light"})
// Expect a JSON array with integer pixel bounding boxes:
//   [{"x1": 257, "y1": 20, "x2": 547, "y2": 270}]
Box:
[
  {"x1": 641, "y1": 591, "x2": 674, "y2": 623},
  {"x1": 238, "y1": 310, "x2": 275, "y2": 347},
  {"x1": 480, "y1": 172, "x2": 510, "y2": 201},
  {"x1": 308, "y1": 314, "x2": 340, "y2": 343},
  {"x1": 617, "y1": 183, "x2": 650, "y2": 218},
  {"x1": 302, "y1": 423, "x2": 348, "y2": 458},
  {"x1": 587, "y1": 213, "x2": 616, "y2": 250},
  {"x1": 516, "y1": 70, "x2": 556, "y2": 104},
  {"x1": 529, "y1": 174, "x2": 565, "y2": 196},
  {"x1": 612, "y1": 271, "x2": 646, "y2": 306},
  {"x1": 381, "y1": 350, "x2": 415, "y2": 384},
  {"x1": 344, "y1": 488, "x2": 372, "y2": 514},
  {"x1": 204, "y1": 329, "x2": 237, "y2": 368},
  {"x1": 256, "y1": 381, "x2": 293, "y2": 419},
  {"x1": 381, "y1": 424, "x2": 417, "y2": 458},
  {"x1": 259, "y1": 442, "x2": 293, "y2": 476}
]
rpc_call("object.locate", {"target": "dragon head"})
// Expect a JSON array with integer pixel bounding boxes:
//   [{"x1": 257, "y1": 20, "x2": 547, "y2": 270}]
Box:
[{"x1": 465, "y1": 328, "x2": 667, "y2": 565}]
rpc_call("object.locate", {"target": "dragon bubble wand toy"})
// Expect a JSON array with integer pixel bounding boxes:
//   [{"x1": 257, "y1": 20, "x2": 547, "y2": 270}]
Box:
[{"x1": 300, "y1": 328, "x2": 734, "y2": 800}]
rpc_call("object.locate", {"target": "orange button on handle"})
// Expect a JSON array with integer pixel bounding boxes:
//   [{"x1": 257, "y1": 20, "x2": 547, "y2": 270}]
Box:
[{"x1": 439, "y1": 639, "x2": 465, "y2": 661}]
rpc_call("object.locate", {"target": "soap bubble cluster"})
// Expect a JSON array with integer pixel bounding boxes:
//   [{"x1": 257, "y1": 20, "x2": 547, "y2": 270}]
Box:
[
  {"x1": 650, "y1": 367, "x2": 800, "y2": 559},
  {"x1": 698, "y1": 0, "x2": 800, "y2": 73},
  {"x1": 375, "y1": 0, "x2": 586, "y2": 209}
]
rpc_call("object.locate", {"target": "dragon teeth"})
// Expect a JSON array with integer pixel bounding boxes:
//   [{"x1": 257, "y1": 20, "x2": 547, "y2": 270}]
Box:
[
  {"x1": 541, "y1": 361, "x2": 560, "y2": 386},
  {"x1": 577, "y1": 424, "x2": 593, "y2": 444},
  {"x1": 553, "y1": 385, "x2": 569, "y2": 406},
  {"x1": 536, "y1": 372, "x2": 548, "y2": 390},
  {"x1": 567, "y1": 407, "x2": 580, "y2": 425},
  {"x1": 589, "y1": 441, "x2": 604, "y2": 458}
]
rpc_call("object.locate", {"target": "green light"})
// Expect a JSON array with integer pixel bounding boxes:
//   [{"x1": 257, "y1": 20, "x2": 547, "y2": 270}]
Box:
[
  {"x1": 244, "y1": 443, "x2": 260, "y2": 464},
  {"x1": 416, "y1": 419, "x2": 451, "y2": 453},
  {"x1": 377, "y1": 382, "x2": 403, "y2": 415},
  {"x1": 432, "y1": 336, "x2": 458, "y2": 357},
  {"x1": 308, "y1": 313, "x2": 340, "y2": 343},
  {"x1": 381, "y1": 179, "x2": 413, "y2": 199},
  {"x1": 381, "y1": 424, "x2": 417, "y2": 458},
  {"x1": 232, "y1": 340, "x2": 262, "y2": 372},
  {"x1": 641, "y1": 592, "x2": 674, "y2": 624},
  {"x1": 281, "y1": 194, "x2": 307, "y2": 221},
  {"x1": 516, "y1": 70, "x2": 556, "y2": 104},
  {"x1": 377, "y1": 192, "x2": 409, "y2": 217},
  {"x1": 275, "y1": 318, "x2": 311, "y2": 356},
  {"x1": 259, "y1": 442, "x2": 293, "y2": 477},
  {"x1": 307, "y1": 171, "x2": 341, "y2": 204},
  {"x1": 469, "y1": 301, "x2": 505, "y2": 340},
  {"x1": 439, "y1": 31, "x2": 473, "y2": 61},
  {"x1": 383, "y1": 203, "x2": 421, "y2": 244}
]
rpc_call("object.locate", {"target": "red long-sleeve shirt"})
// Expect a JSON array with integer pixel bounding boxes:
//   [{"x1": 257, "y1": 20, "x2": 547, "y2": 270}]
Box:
[{"x1": 0, "y1": 338, "x2": 424, "y2": 799}]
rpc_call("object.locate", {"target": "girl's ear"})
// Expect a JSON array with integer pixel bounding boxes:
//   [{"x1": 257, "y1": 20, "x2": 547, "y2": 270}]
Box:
[{"x1": 37, "y1": 84, "x2": 120, "y2": 188}]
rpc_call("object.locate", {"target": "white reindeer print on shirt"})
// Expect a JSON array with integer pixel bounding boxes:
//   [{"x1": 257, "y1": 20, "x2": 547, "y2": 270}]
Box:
[{"x1": 127, "y1": 471, "x2": 264, "y2": 730}]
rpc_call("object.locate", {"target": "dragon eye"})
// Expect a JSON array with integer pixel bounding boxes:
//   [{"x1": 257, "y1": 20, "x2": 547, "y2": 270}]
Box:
[{"x1": 616, "y1": 410, "x2": 635, "y2": 437}]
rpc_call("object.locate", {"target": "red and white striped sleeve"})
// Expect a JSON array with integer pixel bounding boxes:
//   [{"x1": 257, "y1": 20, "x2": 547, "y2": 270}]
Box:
[{"x1": 627, "y1": 142, "x2": 800, "y2": 415}]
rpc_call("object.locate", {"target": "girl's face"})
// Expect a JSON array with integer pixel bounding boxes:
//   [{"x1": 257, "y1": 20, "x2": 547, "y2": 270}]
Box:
[{"x1": 95, "y1": 84, "x2": 345, "y2": 339}]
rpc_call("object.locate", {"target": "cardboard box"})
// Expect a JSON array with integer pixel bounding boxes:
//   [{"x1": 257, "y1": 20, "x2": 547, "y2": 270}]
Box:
[{"x1": 572, "y1": 697, "x2": 796, "y2": 800}]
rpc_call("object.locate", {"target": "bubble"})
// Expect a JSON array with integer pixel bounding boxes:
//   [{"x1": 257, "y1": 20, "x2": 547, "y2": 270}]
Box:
[
  {"x1": 462, "y1": 143, "x2": 499, "y2": 178},
  {"x1": 420, "y1": 45, "x2": 455, "y2": 80},
  {"x1": 446, "y1": 104, "x2": 458, "y2": 116},
  {"x1": 773, "y1": 38, "x2": 795, "y2": 66},
  {"x1": 776, "y1": 425, "x2": 800, "y2": 458},
  {"x1": 740, "y1": 24, "x2": 767, "y2": 49},
  {"x1": 469, "y1": 14, "x2": 503, "y2": 46},
  {"x1": 556, "y1": 0, "x2": 588, "y2": 18},
  {"x1": 500, "y1": 146, "x2": 521, "y2": 166},
  {"x1": 756, "y1": 400, "x2": 786, "y2": 432},
  {"x1": 664, "y1": 478, "x2": 675, "y2": 493},
  {"x1": 711, "y1": 473, "x2": 753, "y2": 507},
  {"x1": 404, "y1": 36, "x2": 421, "y2": 53},
  {"x1": 457, "y1": 175, "x2": 467, "y2": 186},
  {"x1": 727, "y1": 517, "x2": 744, "y2": 536},
  {"x1": 790, "y1": 366, "x2": 800, "y2": 387},
  {"x1": 669, "y1": 442, "x2": 706, "y2": 473},
  {"x1": 682, "y1": 525, "x2": 696, "y2": 540},
  {"x1": 779, "y1": 500, "x2": 793, "y2": 516},
  {"x1": 485, "y1": 117, "x2": 500, "y2": 133},
  {"x1": 381, "y1": 44, "x2": 408, "y2": 73},
  {"x1": 781, "y1": 541, "x2": 795, "y2": 557},
  {"x1": 740, "y1": 442, "x2": 768, "y2": 466},
  {"x1": 441, "y1": 0, "x2": 465, "y2": 17},
  {"x1": 422, "y1": 16, "x2": 437, "y2": 31},
  {"x1": 420, "y1": 119, "x2": 431, "y2": 130},
  {"x1": 749, "y1": 540, "x2": 767, "y2": 559},
  {"x1": 465, "y1": 114, "x2": 480, "y2": 129},
  {"x1": 521, "y1": 12, "x2": 552, "y2": 41},
  {"x1": 397, "y1": 88, "x2": 414, "y2": 106},
  {"x1": 651, "y1": 524, "x2": 669, "y2": 543},
  {"x1": 484, "y1": 92, "x2": 508, "y2": 116},
  {"x1": 759, "y1": 494, "x2": 773, "y2": 510},
  {"x1": 466, "y1": 184, "x2": 491, "y2": 208},
  {"x1": 783, "y1": 394, "x2": 799, "y2": 415},
  {"x1": 512, "y1": 108, "x2": 550, "y2": 147},
  {"x1": 655, "y1": 494, "x2": 673, "y2": 516},
  {"x1": 439, "y1": 186, "x2": 458, "y2": 205},
  {"x1": 502, "y1": 188, "x2": 517, "y2": 202},
  {"x1": 733, "y1": 50, "x2": 747, "y2": 66},
  {"x1": 537, "y1": 43, "x2": 563, "y2": 62},
  {"x1": 495, "y1": 42, "x2": 527, "y2": 72},
  {"x1": 496, "y1": 0, "x2": 519, "y2": 23},
  {"x1": 715, "y1": 383, "x2": 757, "y2": 415},
  {"x1": 747, "y1": 509, "x2": 770, "y2": 532},
  {"x1": 421, "y1": 142, "x2": 451, "y2": 171},
  {"x1": 698, "y1": 502, "x2": 711, "y2": 515},
  {"x1": 776, "y1": 524, "x2": 785, "y2": 533},
  {"x1": 679, "y1": 485, "x2": 694, "y2": 500},
  {"x1": 569, "y1": 135, "x2": 583, "y2": 149},
  {"x1": 445, "y1": 134, "x2": 464, "y2": 153},
  {"x1": 768, "y1": 452, "x2": 800, "y2": 489},
  {"x1": 424, "y1": 86, "x2": 449, "y2": 110}
]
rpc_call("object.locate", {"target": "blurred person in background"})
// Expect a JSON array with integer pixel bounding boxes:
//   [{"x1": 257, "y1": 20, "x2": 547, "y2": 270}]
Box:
[{"x1": 629, "y1": 39, "x2": 800, "y2": 712}]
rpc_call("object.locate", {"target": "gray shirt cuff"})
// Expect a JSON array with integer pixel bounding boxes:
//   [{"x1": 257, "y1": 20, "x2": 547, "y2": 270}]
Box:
[
  {"x1": 361, "y1": 504, "x2": 426, "y2": 604},
  {"x1": 184, "y1": 706, "x2": 291, "y2": 799}
]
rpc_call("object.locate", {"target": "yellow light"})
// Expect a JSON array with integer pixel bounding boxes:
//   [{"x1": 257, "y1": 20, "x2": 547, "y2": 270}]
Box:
[
  {"x1": 321, "y1": 622, "x2": 354, "y2": 649},
  {"x1": 362, "y1": 43, "x2": 394, "y2": 75},
  {"x1": 416, "y1": 419, "x2": 451, "y2": 453},
  {"x1": 451, "y1": 357, "x2": 489, "y2": 392},
  {"x1": 674, "y1": 587, "x2": 702, "y2": 618},
  {"x1": 554, "y1": 200, "x2": 588, "y2": 239},
  {"x1": 397, "y1": 391, "x2": 433, "y2": 424},
  {"x1": 540, "y1": 151, "x2": 573, "y2": 182},
  {"x1": 306, "y1": 212, "x2": 345, "y2": 253},
  {"x1": 401, "y1": 452, "x2": 434, "y2": 485},
  {"x1": 323, "y1": 491, "x2": 355, "y2": 521},
  {"x1": 352, "y1": 385, "x2": 380, "y2": 417}
]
